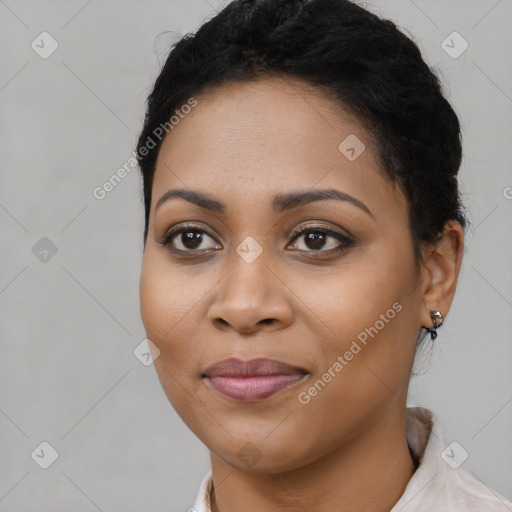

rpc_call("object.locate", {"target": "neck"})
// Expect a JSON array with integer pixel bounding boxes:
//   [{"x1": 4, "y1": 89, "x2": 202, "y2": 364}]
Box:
[{"x1": 209, "y1": 406, "x2": 417, "y2": 512}]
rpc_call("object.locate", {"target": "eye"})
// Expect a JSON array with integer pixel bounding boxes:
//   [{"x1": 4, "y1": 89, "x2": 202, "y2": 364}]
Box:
[
  {"x1": 158, "y1": 223, "x2": 221, "y2": 254},
  {"x1": 157, "y1": 222, "x2": 353, "y2": 257},
  {"x1": 286, "y1": 224, "x2": 353, "y2": 255}
]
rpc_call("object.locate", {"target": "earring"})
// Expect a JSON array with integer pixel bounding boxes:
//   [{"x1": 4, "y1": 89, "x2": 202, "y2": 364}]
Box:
[{"x1": 425, "y1": 310, "x2": 444, "y2": 340}]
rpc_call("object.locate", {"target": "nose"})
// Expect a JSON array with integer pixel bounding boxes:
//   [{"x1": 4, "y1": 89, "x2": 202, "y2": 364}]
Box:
[{"x1": 207, "y1": 253, "x2": 294, "y2": 334}]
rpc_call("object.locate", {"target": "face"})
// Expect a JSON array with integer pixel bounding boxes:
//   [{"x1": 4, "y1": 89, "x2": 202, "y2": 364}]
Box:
[{"x1": 139, "y1": 76, "x2": 426, "y2": 473}]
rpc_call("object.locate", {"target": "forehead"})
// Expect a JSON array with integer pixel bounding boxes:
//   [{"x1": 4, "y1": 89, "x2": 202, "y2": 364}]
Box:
[{"x1": 152, "y1": 76, "x2": 405, "y2": 221}]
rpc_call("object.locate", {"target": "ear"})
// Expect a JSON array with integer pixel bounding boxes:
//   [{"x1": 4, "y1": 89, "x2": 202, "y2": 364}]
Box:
[{"x1": 419, "y1": 220, "x2": 465, "y2": 328}]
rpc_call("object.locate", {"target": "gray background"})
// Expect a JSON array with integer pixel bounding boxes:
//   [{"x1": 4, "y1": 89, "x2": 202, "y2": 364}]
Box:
[{"x1": 0, "y1": 0, "x2": 511, "y2": 510}]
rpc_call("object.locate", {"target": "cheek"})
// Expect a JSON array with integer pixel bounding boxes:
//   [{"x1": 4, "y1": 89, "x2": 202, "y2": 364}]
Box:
[
  {"x1": 290, "y1": 250, "x2": 420, "y2": 390},
  {"x1": 139, "y1": 260, "x2": 204, "y2": 415},
  {"x1": 140, "y1": 252, "x2": 205, "y2": 340},
  {"x1": 139, "y1": 257, "x2": 197, "y2": 386},
  {"x1": 289, "y1": 258, "x2": 403, "y2": 342}
]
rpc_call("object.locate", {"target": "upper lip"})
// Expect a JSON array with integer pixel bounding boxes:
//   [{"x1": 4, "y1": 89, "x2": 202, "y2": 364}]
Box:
[{"x1": 203, "y1": 357, "x2": 308, "y2": 378}]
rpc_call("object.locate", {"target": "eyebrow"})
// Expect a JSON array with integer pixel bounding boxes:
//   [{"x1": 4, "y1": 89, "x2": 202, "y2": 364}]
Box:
[{"x1": 155, "y1": 188, "x2": 374, "y2": 218}]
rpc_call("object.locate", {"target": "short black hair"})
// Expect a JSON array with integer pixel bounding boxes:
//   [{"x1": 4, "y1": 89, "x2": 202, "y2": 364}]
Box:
[{"x1": 137, "y1": 0, "x2": 468, "y2": 266}]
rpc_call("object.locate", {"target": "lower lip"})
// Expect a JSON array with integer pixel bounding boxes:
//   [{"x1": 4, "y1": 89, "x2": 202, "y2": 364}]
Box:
[{"x1": 205, "y1": 374, "x2": 306, "y2": 401}]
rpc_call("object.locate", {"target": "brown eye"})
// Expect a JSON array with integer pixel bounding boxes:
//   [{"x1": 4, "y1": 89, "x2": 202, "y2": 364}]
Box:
[
  {"x1": 159, "y1": 224, "x2": 221, "y2": 254},
  {"x1": 287, "y1": 226, "x2": 353, "y2": 254},
  {"x1": 175, "y1": 230, "x2": 208, "y2": 250}
]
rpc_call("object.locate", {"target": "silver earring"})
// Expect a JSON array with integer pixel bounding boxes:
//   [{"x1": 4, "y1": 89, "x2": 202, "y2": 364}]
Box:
[{"x1": 425, "y1": 310, "x2": 444, "y2": 340}]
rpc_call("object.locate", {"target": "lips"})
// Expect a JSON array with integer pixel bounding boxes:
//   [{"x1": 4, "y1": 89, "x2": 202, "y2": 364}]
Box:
[{"x1": 203, "y1": 357, "x2": 308, "y2": 401}]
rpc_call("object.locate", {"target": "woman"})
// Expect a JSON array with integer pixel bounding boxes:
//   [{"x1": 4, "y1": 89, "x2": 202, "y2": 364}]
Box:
[{"x1": 135, "y1": 0, "x2": 512, "y2": 510}]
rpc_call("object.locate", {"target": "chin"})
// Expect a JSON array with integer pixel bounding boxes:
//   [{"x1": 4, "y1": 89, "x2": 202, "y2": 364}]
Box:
[{"x1": 205, "y1": 427, "x2": 326, "y2": 475}]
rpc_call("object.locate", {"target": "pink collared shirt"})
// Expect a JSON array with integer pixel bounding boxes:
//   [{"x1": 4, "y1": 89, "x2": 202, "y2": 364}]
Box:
[{"x1": 190, "y1": 407, "x2": 512, "y2": 511}]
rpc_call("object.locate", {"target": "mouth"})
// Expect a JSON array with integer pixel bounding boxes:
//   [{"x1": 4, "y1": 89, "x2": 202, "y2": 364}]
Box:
[{"x1": 202, "y1": 357, "x2": 309, "y2": 402}]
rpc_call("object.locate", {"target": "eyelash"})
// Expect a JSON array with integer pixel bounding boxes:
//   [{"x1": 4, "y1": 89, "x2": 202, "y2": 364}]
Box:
[{"x1": 157, "y1": 222, "x2": 354, "y2": 257}]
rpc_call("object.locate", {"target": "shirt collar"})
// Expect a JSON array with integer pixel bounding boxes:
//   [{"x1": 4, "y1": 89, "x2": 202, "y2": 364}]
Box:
[{"x1": 191, "y1": 407, "x2": 445, "y2": 512}]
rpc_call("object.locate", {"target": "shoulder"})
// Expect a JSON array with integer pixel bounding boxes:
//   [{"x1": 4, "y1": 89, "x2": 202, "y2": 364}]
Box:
[
  {"x1": 425, "y1": 466, "x2": 512, "y2": 511},
  {"x1": 395, "y1": 407, "x2": 512, "y2": 511}
]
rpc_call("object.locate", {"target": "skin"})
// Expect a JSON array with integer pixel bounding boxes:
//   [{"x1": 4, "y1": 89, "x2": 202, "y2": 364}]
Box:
[{"x1": 139, "y1": 75, "x2": 464, "y2": 512}]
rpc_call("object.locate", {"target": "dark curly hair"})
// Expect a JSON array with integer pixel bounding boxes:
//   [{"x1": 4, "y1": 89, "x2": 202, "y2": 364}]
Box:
[{"x1": 136, "y1": 0, "x2": 468, "y2": 270}]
